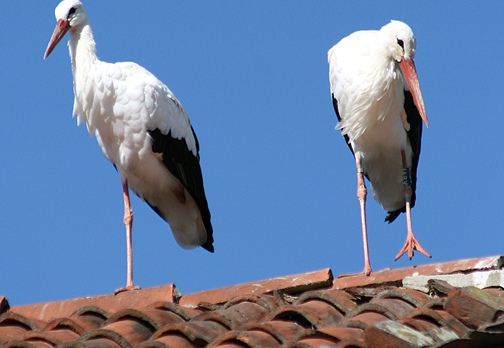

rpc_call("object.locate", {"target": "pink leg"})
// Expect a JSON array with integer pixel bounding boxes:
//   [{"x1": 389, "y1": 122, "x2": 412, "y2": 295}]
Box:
[
  {"x1": 357, "y1": 167, "x2": 372, "y2": 275},
  {"x1": 395, "y1": 151, "x2": 431, "y2": 261},
  {"x1": 338, "y1": 159, "x2": 372, "y2": 278},
  {"x1": 115, "y1": 181, "x2": 140, "y2": 293}
]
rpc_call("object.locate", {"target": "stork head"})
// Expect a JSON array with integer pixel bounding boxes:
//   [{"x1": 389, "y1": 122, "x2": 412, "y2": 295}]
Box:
[
  {"x1": 382, "y1": 20, "x2": 428, "y2": 127},
  {"x1": 382, "y1": 20, "x2": 416, "y2": 62},
  {"x1": 44, "y1": 0, "x2": 87, "y2": 59}
]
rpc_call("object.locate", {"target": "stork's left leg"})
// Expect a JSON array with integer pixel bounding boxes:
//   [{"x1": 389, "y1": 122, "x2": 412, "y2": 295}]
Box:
[
  {"x1": 394, "y1": 150, "x2": 431, "y2": 261},
  {"x1": 337, "y1": 155, "x2": 372, "y2": 278},
  {"x1": 115, "y1": 180, "x2": 140, "y2": 293}
]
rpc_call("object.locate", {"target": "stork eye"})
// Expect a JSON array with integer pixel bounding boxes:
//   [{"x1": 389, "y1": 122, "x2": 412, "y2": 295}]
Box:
[
  {"x1": 68, "y1": 7, "x2": 77, "y2": 18},
  {"x1": 397, "y1": 39, "x2": 404, "y2": 50}
]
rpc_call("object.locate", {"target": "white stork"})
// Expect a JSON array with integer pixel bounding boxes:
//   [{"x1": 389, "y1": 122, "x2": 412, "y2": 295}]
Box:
[
  {"x1": 44, "y1": 0, "x2": 213, "y2": 291},
  {"x1": 328, "y1": 20, "x2": 430, "y2": 275}
]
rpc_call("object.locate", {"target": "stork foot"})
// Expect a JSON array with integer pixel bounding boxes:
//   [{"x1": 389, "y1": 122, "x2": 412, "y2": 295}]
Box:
[
  {"x1": 338, "y1": 262, "x2": 372, "y2": 278},
  {"x1": 337, "y1": 268, "x2": 372, "y2": 278},
  {"x1": 114, "y1": 284, "x2": 141, "y2": 294},
  {"x1": 394, "y1": 232, "x2": 431, "y2": 261}
]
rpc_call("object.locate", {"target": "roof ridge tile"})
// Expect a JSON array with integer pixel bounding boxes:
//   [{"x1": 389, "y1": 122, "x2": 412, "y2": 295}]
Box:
[
  {"x1": 333, "y1": 255, "x2": 504, "y2": 290},
  {"x1": 404, "y1": 270, "x2": 504, "y2": 294},
  {"x1": 10, "y1": 285, "x2": 176, "y2": 322},
  {"x1": 2, "y1": 256, "x2": 504, "y2": 347},
  {"x1": 179, "y1": 268, "x2": 333, "y2": 307}
]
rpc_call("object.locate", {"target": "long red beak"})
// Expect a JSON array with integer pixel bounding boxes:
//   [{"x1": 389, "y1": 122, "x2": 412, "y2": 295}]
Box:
[
  {"x1": 399, "y1": 58, "x2": 429, "y2": 128},
  {"x1": 44, "y1": 19, "x2": 70, "y2": 59}
]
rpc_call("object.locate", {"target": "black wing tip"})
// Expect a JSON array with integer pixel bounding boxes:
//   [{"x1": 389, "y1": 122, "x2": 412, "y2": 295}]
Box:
[
  {"x1": 385, "y1": 210, "x2": 402, "y2": 224},
  {"x1": 200, "y1": 221, "x2": 214, "y2": 253},
  {"x1": 201, "y1": 211, "x2": 214, "y2": 253},
  {"x1": 201, "y1": 239, "x2": 214, "y2": 253}
]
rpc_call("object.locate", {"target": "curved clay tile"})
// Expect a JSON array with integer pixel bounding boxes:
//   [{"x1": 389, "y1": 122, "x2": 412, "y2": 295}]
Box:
[
  {"x1": 296, "y1": 290, "x2": 356, "y2": 317},
  {"x1": 148, "y1": 301, "x2": 196, "y2": 321},
  {"x1": 271, "y1": 305, "x2": 319, "y2": 329},
  {"x1": 209, "y1": 329, "x2": 283, "y2": 348},
  {"x1": 372, "y1": 288, "x2": 430, "y2": 307},
  {"x1": 150, "y1": 321, "x2": 227, "y2": 346}
]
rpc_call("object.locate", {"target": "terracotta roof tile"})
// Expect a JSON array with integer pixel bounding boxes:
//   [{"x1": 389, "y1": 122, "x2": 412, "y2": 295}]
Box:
[
  {"x1": 151, "y1": 321, "x2": 226, "y2": 345},
  {"x1": 317, "y1": 327, "x2": 365, "y2": 346},
  {"x1": 365, "y1": 319, "x2": 436, "y2": 348},
  {"x1": 444, "y1": 286, "x2": 504, "y2": 330},
  {"x1": 1, "y1": 255, "x2": 504, "y2": 347},
  {"x1": 261, "y1": 319, "x2": 305, "y2": 340},
  {"x1": 179, "y1": 268, "x2": 333, "y2": 307}
]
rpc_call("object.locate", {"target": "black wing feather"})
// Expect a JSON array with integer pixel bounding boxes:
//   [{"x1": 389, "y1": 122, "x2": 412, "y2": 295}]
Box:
[
  {"x1": 385, "y1": 90, "x2": 423, "y2": 223},
  {"x1": 332, "y1": 95, "x2": 354, "y2": 155},
  {"x1": 149, "y1": 128, "x2": 214, "y2": 252}
]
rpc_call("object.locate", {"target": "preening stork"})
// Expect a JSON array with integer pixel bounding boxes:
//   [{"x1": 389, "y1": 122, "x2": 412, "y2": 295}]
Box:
[
  {"x1": 328, "y1": 20, "x2": 430, "y2": 275},
  {"x1": 44, "y1": 0, "x2": 213, "y2": 291}
]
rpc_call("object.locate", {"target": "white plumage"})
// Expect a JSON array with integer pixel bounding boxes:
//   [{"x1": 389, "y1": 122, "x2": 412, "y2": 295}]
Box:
[
  {"x1": 45, "y1": 0, "x2": 213, "y2": 291},
  {"x1": 328, "y1": 20, "x2": 429, "y2": 275}
]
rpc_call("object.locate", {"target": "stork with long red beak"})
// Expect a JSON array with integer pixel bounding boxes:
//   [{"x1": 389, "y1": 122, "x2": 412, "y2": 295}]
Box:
[
  {"x1": 44, "y1": 0, "x2": 214, "y2": 291},
  {"x1": 328, "y1": 20, "x2": 430, "y2": 275}
]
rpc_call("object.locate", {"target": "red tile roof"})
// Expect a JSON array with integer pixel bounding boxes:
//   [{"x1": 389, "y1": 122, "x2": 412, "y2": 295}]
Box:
[{"x1": 1, "y1": 255, "x2": 503, "y2": 347}]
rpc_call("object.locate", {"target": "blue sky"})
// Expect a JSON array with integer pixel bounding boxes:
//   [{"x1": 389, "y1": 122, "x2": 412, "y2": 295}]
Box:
[{"x1": 1, "y1": 2, "x2": 503, "y2": 306}]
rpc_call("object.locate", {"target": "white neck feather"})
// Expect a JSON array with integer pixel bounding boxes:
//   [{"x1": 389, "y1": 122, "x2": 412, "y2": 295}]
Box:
[
  {"x1": 68, "y1": 22, "x2": 98, "y2": 91},
  {"x1": 67, "y1": 21, "x2": 101, "y2": 130}
]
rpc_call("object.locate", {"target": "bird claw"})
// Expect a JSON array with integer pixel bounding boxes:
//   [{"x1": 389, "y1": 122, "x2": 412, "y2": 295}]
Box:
[
  {"x1": 394, "y1": 233, "x2": 431, "y2": 261},
  {"x1": 337, "y1": 265, "x2": 373, "y2": 278},
  {"x1": 114, "y1": 285, "x2": 141, "y2": 295}
]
